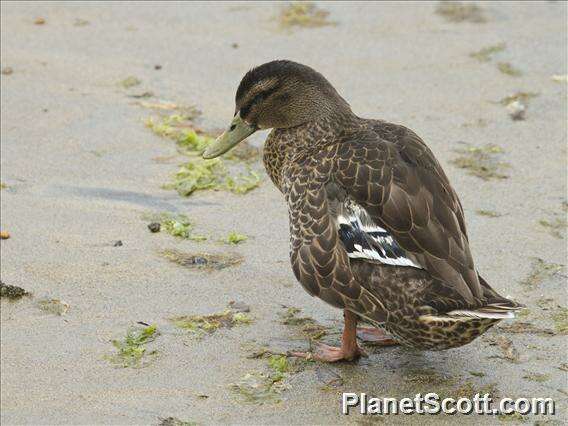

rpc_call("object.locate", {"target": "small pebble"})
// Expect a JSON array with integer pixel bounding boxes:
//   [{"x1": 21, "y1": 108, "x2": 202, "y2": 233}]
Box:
[
  {"x1": 231, "y1": 43, "x2": 239, "y2": 49},
  {"x1": 113, "y1": 240, "x2": 123, "y2": 247},
  {"x1": 193, "y1": 257, "x2": 208, "y2": 266},
  {"x1": 1, "y1": 67, "x2": 13, "y2": 75},
  {"x1": 0, "y1": 231, "x2": 10, "y2": 239},
  {"x1": 34, "y1": 17, "x2": 46, "y2": 25},
  {"x1": 148, "y1": 222, "x2": 161, "y2": 233},
  {"x1": 154, "y1": 64, "x2": 162, "y2": 70},
  {"x1": 507, "y1": 100, "x2": 526, "y2": 121}
]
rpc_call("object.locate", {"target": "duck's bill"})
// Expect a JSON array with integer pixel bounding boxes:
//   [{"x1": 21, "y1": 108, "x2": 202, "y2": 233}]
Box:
[{"x1": 202, "y1": 114, "x2": 257, "y2": 159}]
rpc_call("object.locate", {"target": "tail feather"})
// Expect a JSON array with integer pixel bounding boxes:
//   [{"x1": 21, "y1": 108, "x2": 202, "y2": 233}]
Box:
[{"x1": 446, "y1": 300, "x2": 525, "y2": 320}]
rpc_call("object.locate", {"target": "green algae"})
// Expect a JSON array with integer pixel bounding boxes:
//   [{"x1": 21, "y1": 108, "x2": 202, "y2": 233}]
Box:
[
  {"x1": 497, "y1": 62, "x2": 522, "y2": 76},
  {"x1": 165, "y1": 162, "x2": 261, "y2": 197},
  {"x1": 551, "y1": 307, "x2": 568, "y2": 335},
  {"x1": 37, "y1": 298, "x2": 69, "y2": 316},
  {"x1": 436, "y1": 1, "x2": 487, "y2": 23},
  {"x1": 523, "y1": 372, "x2": 550, "y2": 383},
  {"x1": 278, "y1": 2, "x2": 336, "y2": 29},
  {"x1": 158, "y1": 417, "x2": 197, "y2": 426},
  {"x1": 497, "y1": 321, "x2": 555, "y2": 336},
  {"x1": 452, "y1": 381, "x2": 498, "y2": 399},
  {"x1": 225, "y1": 232, "x2": 248, "y2": 245},
  {"x1": 146, "y1": 213, "x2": 206, "y2": 241},
  {"x1": 161, "y1": 249, "x2": 243, "y2": 271},
  {"x1": 486, "y1": 336, "x2": 520, "y2": 363},
  {"x1": 228, "y1": 354, "x2": 305, "y2": 405},
  {"x1": 120, "y1": 76, "x2": 141, "y2": 88},
  {"x1": 476, "y1": 209, "x2": 503, "y2": 218},
  {"x1": 497, "y1": 412, "x2": 527, "y2": 422},
  {"x1": 171, "y1": 309, "x2": 253, "y2": 338},
  {"x1": 403, "y1": 368, "x2": 456, "y2": 386},
  {"x1": 451, "y1": 143, "x2": 509, "y2": 180},
  {"x1": 165, "y1": 160, "x2": 222, "y2": 196},
  {"x1": 224, "y1": 170, "x2": 262, "y2": 194},
  {"x1": 268, "y1": 355, "x2": 290, "y2": 382},
  {"x1": 470, "y1": 43, "x2": 506, "y2": 62},
  {"x1": 520, "y1": 258, "x2": 563, "y2": 289},
  {"x1": 106, "y1": 324, "x2": 159, "y2": 368},
  {"x1": 539, "y1": 206, "x2": 567, "y2": 239},
  {"x1": 146, "y1": 111, "x2": 262, "y2": 197},
  {"x1": 228, "y1": 372, "x2": 284, "y2": 405},
  {"x1": 279, "y1": 306, "x2": 328, "y2": 340},
  {"x1": 497, "y1": 92, "x2": 539, "y2": 106}
]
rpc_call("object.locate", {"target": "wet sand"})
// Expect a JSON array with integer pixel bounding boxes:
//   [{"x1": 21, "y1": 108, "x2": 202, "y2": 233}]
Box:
[{"x1": 1, "y1": 1, "x2": 567, "y2": 425}]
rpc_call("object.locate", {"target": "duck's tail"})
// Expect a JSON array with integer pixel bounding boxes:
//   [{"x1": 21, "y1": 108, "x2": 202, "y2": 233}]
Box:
[
  {"x1": 446, "y1": 303, "x2": 523, "y2": 320},
  {"x1": 446, "y1": 275, "x2": 525, "y2": 320}
]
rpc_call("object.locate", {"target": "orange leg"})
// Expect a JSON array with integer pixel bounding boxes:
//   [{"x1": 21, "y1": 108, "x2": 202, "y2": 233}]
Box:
[{"x1": 290, "y1": 310, "x2": 366, "y2": 362}]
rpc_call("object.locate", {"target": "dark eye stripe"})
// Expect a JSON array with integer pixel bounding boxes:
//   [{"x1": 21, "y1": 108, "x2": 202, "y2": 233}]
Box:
[{"x1": 240, "y1": 85, "x2": 280, "y2": 117}]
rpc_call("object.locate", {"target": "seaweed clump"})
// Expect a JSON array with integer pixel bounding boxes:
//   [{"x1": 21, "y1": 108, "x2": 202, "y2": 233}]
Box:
[
  {"x1": 436, "y1": 1, "x2": 486, "y2": 23},
  {"x1": 228, "y1": 353, "x2": 303, "y2": 405},
  {"x1": 161, "y1": 249, "x2": 243, "y2": 271},
  {"x1": 279, "y1": 306, "x2": 328, "y2": 340},
  {"x1": 228, "y1": 372, "x2": 285, "y2": 405},
  {"x1": 146, "y1": 112, "x2": 261, "y2": 196},
  {"x1": 475, "y1": 209, "x2": 502, "y2": 218},
  {"x1": 538, "y1": 203, "x2": 567, "y2": 239},
  {"x1": 171, "y1": 308, "x2": 253, "y2": 338},
  {"x1": 37, "y1": 298, "x2": 69, "y2": 316},
  {"x1": 450, "y1": 143, "x2": 509, "y2": 180},
  {"x1": 486, "y1": 336, "x2": 520, "y2": 363},
  {"x1": 120, "y1": 76, "x2": 141, "y2": 88},
  {"x1": 158, "y1": 417, "x2": 196, "y2": 426},
  {"x1": 278, "y1": 2, "x2": 336, "y2": 29},
  {"x1": 146, "y1": 213, "x2": 207, "y2": 241},
  {"x1": 469, "y1": 43, "x2": 506, "y2": 62},
  {"x1": 106, "y1": 324, "x2": 159, "y2": 368},
  {"x1": 166, "y1": 160, "x2": 261, "y2": 197},
  {"x1": 497, "y1": 322, "x2": 555, "y2": 336},
  {"x1": 497, "y1": 62, "x2": 522, "y2": 77},
  {"x1": 520, "y1": 258, "x2": 563, "y2": 289},
  {"x1": 551, "y1": 307, "x2": 568, "y2": 335},
  {"x1": 225, "y1": 232, "x2": 248, "y2": 245},
  {"x1": 0, "y1": 281, "x2": 31, "y2": 301}
]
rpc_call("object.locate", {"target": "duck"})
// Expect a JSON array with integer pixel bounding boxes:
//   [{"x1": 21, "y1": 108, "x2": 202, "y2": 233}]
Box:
[{"x1": 203, "y1": 60, "x2": 522, "y2": 362}]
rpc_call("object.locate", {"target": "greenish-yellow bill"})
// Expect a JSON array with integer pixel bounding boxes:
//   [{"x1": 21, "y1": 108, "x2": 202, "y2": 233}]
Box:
[{"x1": 202, "y1": 114, "x2": 256, "y2": 159}]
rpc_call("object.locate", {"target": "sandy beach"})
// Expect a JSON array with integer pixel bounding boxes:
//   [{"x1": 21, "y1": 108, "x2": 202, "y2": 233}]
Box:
[{"x1": 1, "y1": 1, "x2": 567, "y2": 425}]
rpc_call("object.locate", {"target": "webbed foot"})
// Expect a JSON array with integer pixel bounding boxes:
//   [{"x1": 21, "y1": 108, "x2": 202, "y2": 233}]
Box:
[
  {"x1": 356, "y1": 327, "x2": 399, "y2": 346},
  {"x1": 289, "y1": 342, "x2": 367, "y2": 362}
]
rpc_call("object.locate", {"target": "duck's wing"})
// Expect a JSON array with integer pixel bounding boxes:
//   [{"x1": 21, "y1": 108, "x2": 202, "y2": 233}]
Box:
[
  {"x1": 284, "y1": 155, "x2": 389, "y2": 325},
  {"x1": 333, "y1": 124, "x2": 482, "y2": 304}
]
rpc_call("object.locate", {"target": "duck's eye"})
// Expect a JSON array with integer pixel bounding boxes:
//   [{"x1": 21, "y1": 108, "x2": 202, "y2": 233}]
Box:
[
  {"x1": 230, "y1": 124, "x2": 236, "y2": 131},
  {"x1": 240, "y1": 103, "x2": 252, "y2": 118}
]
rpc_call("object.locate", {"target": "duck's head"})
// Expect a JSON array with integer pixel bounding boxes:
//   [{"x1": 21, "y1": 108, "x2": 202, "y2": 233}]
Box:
[{"x1": 202, "y1": 60, "x2": 350, "y2": 159}]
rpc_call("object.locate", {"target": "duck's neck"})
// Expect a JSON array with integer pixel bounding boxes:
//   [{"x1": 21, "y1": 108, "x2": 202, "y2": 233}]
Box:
[{"x1": 263, "y1": 110, "x2": 360, "y2": 191}]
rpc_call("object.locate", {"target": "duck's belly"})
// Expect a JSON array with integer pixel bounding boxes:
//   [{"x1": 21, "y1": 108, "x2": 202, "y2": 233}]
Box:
[{"x1": 383, "y1": 316, "x2": 499, "y2": 350}]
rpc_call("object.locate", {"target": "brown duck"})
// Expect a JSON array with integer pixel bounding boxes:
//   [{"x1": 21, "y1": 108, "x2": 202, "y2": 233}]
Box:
[{"x1": 203, "y1": 60, "x2": 522, "y2": 362}]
